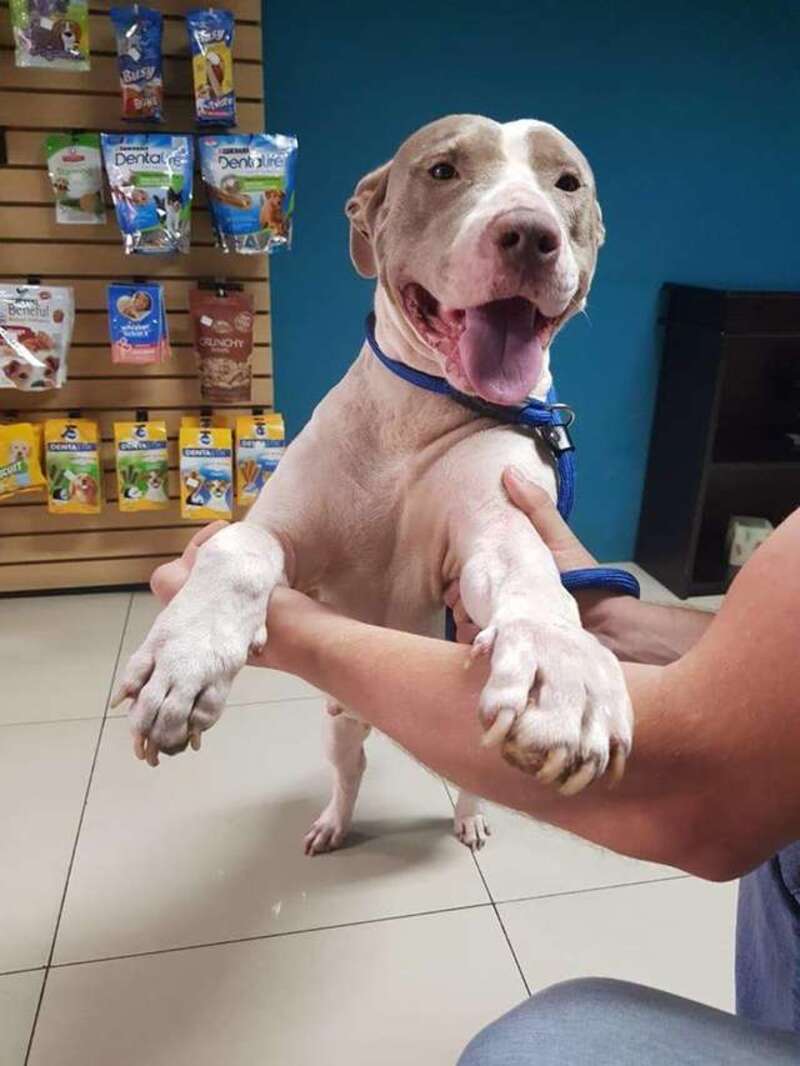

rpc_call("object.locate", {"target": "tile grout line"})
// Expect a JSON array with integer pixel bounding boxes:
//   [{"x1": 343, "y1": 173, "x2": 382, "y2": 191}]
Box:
[
  {"x1": 439, "y1": 780, "x2": 531, "y2": 997},
  {"x1": 495, "y1": 873, "x2": 689, "y2": 908},
  {"x1": 24, "y1": 591, "x2": 135, "y2": 1066}
]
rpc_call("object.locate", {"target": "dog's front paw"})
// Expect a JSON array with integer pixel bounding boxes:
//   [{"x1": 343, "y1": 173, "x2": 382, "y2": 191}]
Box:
[{"x1": 477, "y1": 618, "x2": 632, "y2": 793}]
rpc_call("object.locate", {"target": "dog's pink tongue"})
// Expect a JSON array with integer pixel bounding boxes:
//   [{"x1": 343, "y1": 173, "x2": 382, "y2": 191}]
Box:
[{"x1": 459, "y1": 298, "x2": 543, "y2": 404}]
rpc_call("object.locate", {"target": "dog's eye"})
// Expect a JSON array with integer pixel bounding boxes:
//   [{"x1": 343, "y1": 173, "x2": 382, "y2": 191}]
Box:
[
  {"x1": 428, "y1": 162, "x2": 458, "y2": 181},
  {"x1": 555, "y1": 172, "x2": 581, "y2": 192}
]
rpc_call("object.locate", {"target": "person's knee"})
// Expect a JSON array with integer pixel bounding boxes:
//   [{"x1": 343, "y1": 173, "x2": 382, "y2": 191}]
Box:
[{"x1": 457, "y1": 979, "x2": 648, "y2": 1065}]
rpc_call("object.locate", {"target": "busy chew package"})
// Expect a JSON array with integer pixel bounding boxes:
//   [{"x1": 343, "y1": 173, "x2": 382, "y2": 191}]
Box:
[
  {"x1": 111, "y1": 4, "x2": 164, "y2": 122},
  {"x1": 45, "y1": 133, "x2": 105, "y2": 225},
  {"x1": 0, "y1": 422, "x2": 45, "y2": 501},
  {"x1": 189, "y1": 287, "x2": 254, "y2": 401},
  {"x1": 102, "y1": 133, "x2": 193, "y2": 254},
  {"x1": 235, "y1": 413, "x2": 284, "y2": 506},
  {"x1": 179, "y1": 418, "x2": 233, "y2": 520},
  {"x1": 44, "y1": 418, "x2": 101, "y2": 515},
  {"x1": 0, "y1": 285, "x2": 74, "y2": 391},
  {"x1": 114, "y1": 420, "x2": 169, "y2": 512},
  {"x1": 186, "y1": 8, "x2": 236, "y2": 127},
  {"x1": 10, "y1": 0, "x2": 90, "y2": 69},
  {"x1": 107, "y1": 283, "x2": 170, "y2": 363},
  {"x1": 200, "y1": 134, "x2": 298, "y2": 254}
]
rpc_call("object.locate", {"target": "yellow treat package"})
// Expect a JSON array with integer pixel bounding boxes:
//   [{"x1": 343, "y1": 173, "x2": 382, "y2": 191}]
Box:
[
  {"x1": 114, "y1": 421, "x2": 169, "y2": 512},
  {"x1": 235, "y1": 413, "x2": 285, "y2": 506},
  {"x1": 179, "y1": 421, "x2": 233, "y2": 520},
  {"x1": 0, "y1": 421, "x2": 46, "y2": 500},
  {"x1": 44, "y1": 418, "x2": 101, "y2": 514}
]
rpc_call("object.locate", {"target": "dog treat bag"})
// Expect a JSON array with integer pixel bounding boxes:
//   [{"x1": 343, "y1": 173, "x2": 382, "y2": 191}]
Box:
[
  {"x1": 186, "y1": 8, "x2": 235, "y2": 127},
  {"x1": 107, "y1": 283, "x2": 170, "y2": 364},
  {"x1": 235, "y1": 412, "x2": 284, "y2": 506},
  {"x1": 101, "y1": 133, "x2": 193, "y2": 254},
  {"x1": 199, "y1": 134, "x2": 298, "y2": 254},
  {"x1": 111, "y1": 4, "x2": 164, "y2": 122},
  {"x1": 189, "y1": 288, "x2": 254, "y2": 402},
  {"x1": 179, "y1": 420, "x2": 233, "y2": 520},
  {"x1": 45, "y1": 133, "x2": 105, "y2": 224},
  {"x1": 114, "y1": 420, "x2": 169, "y2": 511},
  {"x1": 0, "y1": 422, "x2": 46, "y2": 501},
  {"x1": 0, "y1": 285, "x2": 74, "y2": 391},
  {"x1": 10, "y1": 0, "x2": 90, "y2": 69},
  {"x1": 44, "y1": 418, "x2": 101, "y2": 515}
]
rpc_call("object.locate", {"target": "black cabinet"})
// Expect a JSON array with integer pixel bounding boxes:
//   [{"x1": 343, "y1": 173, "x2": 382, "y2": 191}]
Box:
[{"x1": 635, "y1": 285, "x2": 800, "y2": 598}]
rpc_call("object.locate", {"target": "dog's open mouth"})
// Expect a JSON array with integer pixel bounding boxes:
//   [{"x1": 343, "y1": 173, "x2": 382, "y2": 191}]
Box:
[{"x1": 401, "y1": 283, "x2": 561, "y2": 405}]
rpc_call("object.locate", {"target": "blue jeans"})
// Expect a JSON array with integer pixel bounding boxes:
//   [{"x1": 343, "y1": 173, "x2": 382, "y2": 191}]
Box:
[{"x1": 457, "y1": 979, "x2": 800, "y2": 1065}]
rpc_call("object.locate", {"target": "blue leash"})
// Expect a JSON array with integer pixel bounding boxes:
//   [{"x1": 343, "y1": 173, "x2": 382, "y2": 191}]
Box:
[{"x1": 364, "y1": 313, "x2": 640, "y2": 637}]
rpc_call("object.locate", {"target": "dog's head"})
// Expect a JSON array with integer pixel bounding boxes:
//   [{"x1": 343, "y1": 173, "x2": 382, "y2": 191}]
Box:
[{"x1": 346, "y1": 114, "x2": 604, "y2": 405}]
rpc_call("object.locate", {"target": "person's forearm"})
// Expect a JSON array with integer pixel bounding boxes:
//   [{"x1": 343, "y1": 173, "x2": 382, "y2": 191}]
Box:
[{"x1": 578, "y1": 593, "x2": 714, "y2": 665}]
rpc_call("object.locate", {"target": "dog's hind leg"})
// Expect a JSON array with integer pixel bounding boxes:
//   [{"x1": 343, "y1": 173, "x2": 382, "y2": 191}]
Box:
[
  {"x1": 454, "y1": 791, "x2": 491, "y2": 852},
  {"x1": 304, "y1": 703, "x2": 370, "y2": 856}
]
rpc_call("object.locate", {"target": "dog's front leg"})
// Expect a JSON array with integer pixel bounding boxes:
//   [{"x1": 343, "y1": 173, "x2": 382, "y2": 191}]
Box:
[
  {"x1": 455, "y1": 514, "x2": 633, "y2": 794},
  {"x1": 113, "y1": 521, "x2": 287, "y2": 764}
]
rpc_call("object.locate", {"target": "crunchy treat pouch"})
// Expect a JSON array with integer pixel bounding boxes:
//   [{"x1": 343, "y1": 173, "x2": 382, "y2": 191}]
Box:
[
  {"x1": 46, "y1": 133, "x2": 105, "y2": 224},
  {"x1": 186, "y1": 8, "x2": 235, "y2": 126},
  {"x1": 179, "y1": 421, "x2": 233, "y2": 520},
  {"x1": 108, "y1": 283, "x2": 170, "y2": 364},
  {"x1": 111, "y1": 4, "x2": 164, "y2": 122},
  {"x1": 189, "y1": 287, "x2": 254, "y2": 402},
  {"x1": 102, "y1": 133, "x2": 193, "y2": 254},
  {"x1": 10, "y1": 0, "x2": 90, "y2": 69},
  {"x1": 0, "y1": 422, "x2": 46, "y2": 500},
  {"x1": 45, "y1": 418, "x2": 101, "y2": 514},
  {"x1": 200, "y1": 134, "x2": 297, "y2": 254},
  {"x1": 0, "y1": 285, "x2": 74, "y2": 391},
  {"x1": 114, "y1": 420, "x2": 169, "y2": 511},
  {"x1": 235, "y1": 413, "x2": 284, "y2": 506}
]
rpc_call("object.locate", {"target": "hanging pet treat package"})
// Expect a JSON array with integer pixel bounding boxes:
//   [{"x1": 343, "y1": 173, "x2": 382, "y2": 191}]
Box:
[
  {"x1": 45, "y1": 133, "x2": 105, "y2": 225},
  {"x1": 0, "y1": 422, "x2": 46, "y2": 501},
  {"x1": 0, "y1": 285, "x2": 74, "y2": 391},
  {"x1": 10, "y1": 0, "x2": 91, "y2": 69},
  {"x1": 189, "y1": 287, "x2": 254, "y2": 401},
  {"x1": 235, "y1": 413, "x2": 284, "y2": 506},
  {"x1": 44, "y1": 418, "x2": 102, "y2": 515},
  {"x1": 199, "y1": 134, "x2": 298, "y2": 254},
  {"x1": 114, "y1": 420, "x2": 169, "y2": 511},
  {"x1": 111, "y1": 4, "x2": 164, "y2": 122},
  {"x1": 186, "y1": 8, "x2": 236, "y2": 127},
  {"x1": 101, "y1": 133, "x2": 193, "y2": 254},
  {"x1": 179, "y1": 418, "x2": 233, "y2": 520},
  {"x1": 107, "y1": 282, "x2": 171, "y2": 363}
]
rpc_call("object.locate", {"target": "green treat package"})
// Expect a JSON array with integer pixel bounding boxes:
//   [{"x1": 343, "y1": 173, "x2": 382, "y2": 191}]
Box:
[{"x1": 45, "y1": 133, "x2": 106, "y2": 225}]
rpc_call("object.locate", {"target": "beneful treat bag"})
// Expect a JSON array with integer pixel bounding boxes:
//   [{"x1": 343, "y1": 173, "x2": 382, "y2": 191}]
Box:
[
  {"x1": 10, "y1": 0, "x2": 90, "y2": 70},
  {"x1": 101, "y1": 133, "x2": 193, "y2": 254},
  {"x1": 235, "y1": 412, "x2": 284, "y2": 506},
  {"x1": 44, "y1": 418, "x2": 102, "y2": 514},
  {"x1": 186, "y1": 8, "x2": 236, "y2": 127},
  {"x1": 179, "y1": 419, "x2": 233, "y2": 520},
  {"x1": 107, "y1": 282, "x2": 170, "y2": 364},
  {"x1": 199, "y1": 134, "x2": 298, "y2": 254},
  {"x1": 0, "y1": 422, "x2": 46, "y2": 500},
  {"x1": 189, "y1": 288, "x2": 254, "y2": 402},
  {"x1": 0, "y1": 285, "x2": 74, "y2": 391},
  {"x1": 114, "y1": 420, "x2": 169, "y2": 511},
  {"x1": 111, "y1": 4, "x2": 164, "y2": 122},
  {"x1": 45, "y1": 132, "x2": 105, "y2": 224}
]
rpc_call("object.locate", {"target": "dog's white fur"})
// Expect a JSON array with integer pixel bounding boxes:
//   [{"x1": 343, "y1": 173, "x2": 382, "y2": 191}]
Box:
[{"x1": 116, "y1": 115, "x2": 632, "y2": 853}]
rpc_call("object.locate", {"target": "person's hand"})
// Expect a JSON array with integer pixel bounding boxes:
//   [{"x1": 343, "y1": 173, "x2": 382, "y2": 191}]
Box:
[{"x1": 251, "y1": 586, "x2": 334, "y2": 671}]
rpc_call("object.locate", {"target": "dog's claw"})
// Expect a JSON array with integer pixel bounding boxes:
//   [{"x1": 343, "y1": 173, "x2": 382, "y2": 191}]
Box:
[
  {"x1": 558, "y1": 760, "x2": 597, "y2": 796},
  {"x1": 536, "y1": 746, "x2": 569, "y2": 785},
  {"x1": 608, "y1": 746, "x2": 627, "y2": 787},
  {"x1": 481, "y1": 708, "x2": 515, "y2": 748}
]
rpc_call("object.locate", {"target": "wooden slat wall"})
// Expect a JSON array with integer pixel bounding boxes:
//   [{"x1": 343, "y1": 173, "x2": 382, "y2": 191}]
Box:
[{"x1": 0, "y1": 0, "x2": 270, "y2": 594}]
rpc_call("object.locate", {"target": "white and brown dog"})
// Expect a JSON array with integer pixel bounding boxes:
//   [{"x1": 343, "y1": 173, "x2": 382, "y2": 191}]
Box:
[{"x1": 114, "y1": 114, "x2": 632, "y2": 853}]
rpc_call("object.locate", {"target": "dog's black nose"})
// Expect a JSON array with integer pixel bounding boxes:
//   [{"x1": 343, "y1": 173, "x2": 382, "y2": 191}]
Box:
[{"x1": 492, "y1": 210, "x2": 561, "y2": 265}]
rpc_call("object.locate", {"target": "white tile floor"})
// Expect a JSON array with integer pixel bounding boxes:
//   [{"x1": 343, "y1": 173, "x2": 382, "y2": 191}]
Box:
[{"x1": 0, "y1": 567, "x2": 734, "y2": 1066}]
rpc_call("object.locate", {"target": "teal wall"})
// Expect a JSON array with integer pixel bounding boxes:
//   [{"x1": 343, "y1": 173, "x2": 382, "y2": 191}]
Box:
[{"x1": 263, "y1": 0, "x2": 800, "y2": 559}]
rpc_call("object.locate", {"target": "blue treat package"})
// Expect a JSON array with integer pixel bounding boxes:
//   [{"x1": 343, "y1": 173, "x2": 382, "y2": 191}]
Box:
[
  {"x1": 111, "y1": 4, "x2": 164, "y2": 122},
  {"x1": 101, "y1": 133, "x2": 193, "y2": 254},
  {"x1": 107, "y1": 283, "x2": 170, "y2": 364},
  {"x1": 199, "y1": 133, "x2": 298, "y2": 254},
  {"x1": 186, "y1": 8, "x2": 236, "y2": 127}
]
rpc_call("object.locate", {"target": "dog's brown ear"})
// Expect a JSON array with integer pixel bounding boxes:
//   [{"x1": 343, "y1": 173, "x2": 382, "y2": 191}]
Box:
[{"x1": 345, "y1": 161, "x2": 392, "y2": 278}]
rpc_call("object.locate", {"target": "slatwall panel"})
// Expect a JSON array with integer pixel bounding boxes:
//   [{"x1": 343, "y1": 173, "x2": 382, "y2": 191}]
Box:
[{"x1": 0, "y1": 0, "x2": 270, "y2": 593}]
